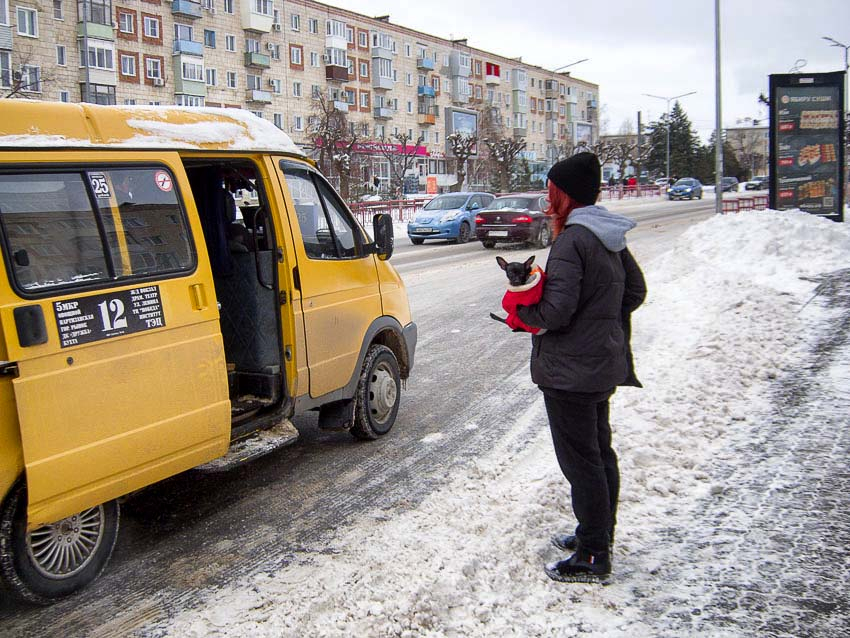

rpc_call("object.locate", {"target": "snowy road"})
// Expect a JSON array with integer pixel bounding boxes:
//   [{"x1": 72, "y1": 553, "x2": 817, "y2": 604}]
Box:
[{"x1": 5, "y1": 201, "x2": 847, "y2": 638}]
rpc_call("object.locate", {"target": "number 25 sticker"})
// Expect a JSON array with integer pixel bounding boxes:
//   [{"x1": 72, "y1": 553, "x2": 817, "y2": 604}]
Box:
[{"x1": 89, "y1": 173, "x2": 111, "y2": 199}]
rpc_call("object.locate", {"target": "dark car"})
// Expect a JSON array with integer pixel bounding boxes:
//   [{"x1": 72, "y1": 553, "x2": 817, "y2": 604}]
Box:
[
  {"x1": 668, "y1": 178, "x2": 703, "y2": 200},
  {"x1": 720, "y1": 176, "x2": 739, "y2": 192},
  {"x1": 745, "y1": 175, "x2": 768, "y2": 191},
  {"x1": 475, "y1": 194, "x2": 552, "y2": 249}
]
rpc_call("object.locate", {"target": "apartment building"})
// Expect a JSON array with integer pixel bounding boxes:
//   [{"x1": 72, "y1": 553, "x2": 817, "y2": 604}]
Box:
[{"x1": 0, "y1": 0, "x2": 599, "y2": 192}]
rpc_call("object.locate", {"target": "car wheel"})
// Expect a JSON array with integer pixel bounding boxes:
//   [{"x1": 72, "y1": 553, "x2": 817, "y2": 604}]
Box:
[
  {"x1": 699, "y1": 191, "x2": 703, "y2": 199},
  {"x1": 410, "y1": 237, "x2": 424, "y2": 245},
  {"x1": 455, "y1": 222, "x2": 471, "y2": 244},
  {"x1": 350, "y1": 345, "x2": 401, "y2": 440},
  {"x1": 482, "y1": 240, "x2": 496, "y2": 249},
  {"x1": 534, "y1": 223, "x2": 551, "y2": 248},
  {"x1": 0, "y1": 481, "x2": 120, "y2": 604}
]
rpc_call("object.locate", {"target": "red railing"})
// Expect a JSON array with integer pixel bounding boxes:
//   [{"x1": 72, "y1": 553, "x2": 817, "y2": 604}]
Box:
[
  {"x1": 721, "y1": 195, "x2": 769, "y2": 214},
  {"x1": 348, "y1": 198, "x2": 430, "y2": 225}
]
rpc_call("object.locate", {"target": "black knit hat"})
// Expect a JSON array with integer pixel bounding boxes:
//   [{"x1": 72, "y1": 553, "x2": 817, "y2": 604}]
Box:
[{"x1": 547, "y1": 152, "x2": 601, "y2": 205}]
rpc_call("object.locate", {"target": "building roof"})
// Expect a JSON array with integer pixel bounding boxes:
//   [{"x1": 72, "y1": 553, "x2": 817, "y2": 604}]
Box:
[{"x1": 0, "y1": 101, "x2": 305, "y2": 155}]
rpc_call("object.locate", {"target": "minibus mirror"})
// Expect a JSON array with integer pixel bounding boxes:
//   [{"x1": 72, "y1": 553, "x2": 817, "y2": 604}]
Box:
[
  {"x1": 13, "y1": 249, "x2": 29, "y2": 267},
  {"x1": 372, "y1": 213, "x2": 394, "y2": 261}
]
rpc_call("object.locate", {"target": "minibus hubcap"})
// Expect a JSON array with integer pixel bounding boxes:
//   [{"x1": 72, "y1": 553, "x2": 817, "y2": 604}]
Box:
[
  {"x1": 27, "y1": 507, "x2": 105, "y2": 579},
  {"x1": 370, "y1": 363, "x2": 397, "y2": 424}
]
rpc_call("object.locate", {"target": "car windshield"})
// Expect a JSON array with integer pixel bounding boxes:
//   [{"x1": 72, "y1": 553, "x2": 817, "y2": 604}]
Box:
[
  {"x1": 722, "y1": 178, "x2": 736, "y2": 184},
  {"x1": 489, "y1": 197, "x2": 535, "y2": 210},
  {"x1": 674, "y1": 179, "x2": 695, "y2": 186},
  {"x1": 423, "y1": 195, "x2": 468, "y2": 211}
]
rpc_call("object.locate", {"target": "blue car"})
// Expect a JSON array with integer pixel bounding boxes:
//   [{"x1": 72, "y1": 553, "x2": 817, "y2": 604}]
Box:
[
  {"x1": 407, "y1": 192, "x2": 495, "y2": 244},
  {"x1": 668, "y1": 178, "x2": 703, "y2": 200}
]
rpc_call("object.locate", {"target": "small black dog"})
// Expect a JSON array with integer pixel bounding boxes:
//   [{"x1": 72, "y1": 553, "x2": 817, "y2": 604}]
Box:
[{"x1": 490, "y1": 255, "x2": 537, "y2": 326}]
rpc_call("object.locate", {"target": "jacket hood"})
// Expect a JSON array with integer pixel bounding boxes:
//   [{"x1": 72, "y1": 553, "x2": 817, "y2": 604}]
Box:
[{"x1": 565, "y1": 205, "x2": 636, "y2": 252}]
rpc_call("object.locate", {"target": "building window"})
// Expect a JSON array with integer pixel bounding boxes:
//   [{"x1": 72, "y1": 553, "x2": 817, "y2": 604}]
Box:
[
  {"x1": 226, "y1": 71, "x2": 236, "y2": 88},
  {"x1": 246, "y1": 74, "x2": 261, "y2": 90},
  {"x1": 251, "y1": 0, "x2": 272, "y2": 17},
  {"x1": 0, "y1": 52, "x2": 9, "y2": 87},
  {"x1": 56, "y1": 45, "x2": 66, "y2": 66},
  {"x1": 81, "y1": 43, "x2": 114, "y2": 71},
  {"x1": 175, "y1": 23, "x2": 193, "y2": 42},
  {"x1": 246, "y1": 38, "x2": 259, "y2": 54},
  {"x1": 272, "y1": 113, "x2": 283, "y2": 129},
  {"x1": 326, "y1": 19, "x2": 344, "y2": 38},
  {"x1": 346, "y1": 26, "x2": 354, "y2": 45},
  {"x1": 360, "y1": 62, "x2": 369, "y2": 79},
  {"x1": 143, "y1": 16, "x2": 159, "y2": 39},
  {"x1": 19, "y1": 65, "x2": 40, "y2": 92},
  {"x1": 360, "y1": 91, "x2": 369, "y2": 108},
  {"x1": 204, "y1": 29, "x2": 215, "y2": 48},
  {"x1": 407, "y1": 100, "x2": 412, "y2": 114},
  {"x1": 60, "y1": 90, "x2": 69, "y2": 102},
  {"x1": 290, "y1": 13, "x2": 299, "y2": 31},
  {"x1": 120, "y1": 54, "x2": 136, "y2": 76},
  {"x1": 225, "y1": 35, "x2": 235, "y2": 51},
  {"x1": 292, "y1": 81, "x2": 302, "y2": 97},
  {"x1": 117, "y1": 11, "x2": 133, "y2": 34},
  {"x1": 176, "y1": 95, "x2": 204, "y2": 107},
  {"x1": 77, "y1": 0, "x2": 111, "y2": 25},
  {"x1": 292, "y1": 115, "x2": 303, "y2": 131},
  {"x1": 290, "y1": 44, "x2": 302, "y2": 66},
  {"x1": 308, "y1": 17, "x2": 318, "y2": 34},
  {"x1": 269, "y1": 78, "x2": 281, "y2": 94},
  {"x1": 310, "y1": 51, "x2": 318, "y2": 67},
  {"x1": 223, "y1": 0, "x2": 232, "y2": 13},
  {"x1": 358, "y1": 31, "x2": 367, "y2": 48},
  {"x1": 145, "y1": 57, "x2": 162, "y2": 79},
  {"x1": 53, "y1": 0, "x2": 63, "y2": 19},
  {"x1": 311, "y1": 84, "x2": 320, "y2": 98},
  {"x1": 182, "y1": 59, "x2": 204, "y2": 82},
  {"x1": 16, "y1": 7, "x2": 38, "y2": 36},
  {"x1": 205, "y1": 67, "x2": 216, "y2": 86}
]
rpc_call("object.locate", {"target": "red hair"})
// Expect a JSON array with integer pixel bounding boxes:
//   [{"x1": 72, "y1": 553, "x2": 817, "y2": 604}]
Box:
[{"x1": 545, "y1": 181, "x2": 573, "y2": 238}]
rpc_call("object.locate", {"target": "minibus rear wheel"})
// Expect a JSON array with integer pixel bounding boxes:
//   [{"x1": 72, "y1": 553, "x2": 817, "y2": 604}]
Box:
[
  {"x1": 0, "y1": 481, "x2": 119, "y2": 604},
  {"x1": 351, "y1": 344, "x2": 401, "y2": 440}
]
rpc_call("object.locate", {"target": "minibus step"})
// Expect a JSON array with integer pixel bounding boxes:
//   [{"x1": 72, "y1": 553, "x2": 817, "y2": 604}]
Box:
[{"x1": 194, "y1": 418, "x2": 299, "y2": 472}]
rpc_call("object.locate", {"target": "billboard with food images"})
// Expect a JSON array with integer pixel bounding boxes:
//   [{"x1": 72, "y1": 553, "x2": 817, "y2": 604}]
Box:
[{"x1": 769, "y1": 72, "x2": 845, "y2": 222}]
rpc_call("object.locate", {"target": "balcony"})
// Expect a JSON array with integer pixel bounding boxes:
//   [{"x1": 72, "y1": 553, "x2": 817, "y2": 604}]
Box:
[
  {"x1": 513, "y1": 127, "x2": 527, "y2": 138},
  {"x1": 245, "y1": 89, "x2": 272, "y2": 103},
  {"x1": 417, "y1": 112, "x2": 436, "y2": 126},
  {"x1": 244, "y1": 52, "x2": 271, "y2": 68},
  {"x1": 325, "y1": 65, "x2": 350, "y2": 82},
  {"x1": 417, "y1": 85, "x2": 436, "y2": 98},
  {"x1": 373, "y1": 106, "x2": 394, "y2": 119},
  {"x1": 373, "y1": 75, "x2": 393, "y2": 91},
  {"x1": 565, "y1": 93, "x2": 578, "y2": 104},
  {"x1": 333, "y1": 100, "x2": 350, "y2": 113},
  {"x1": 172, "y1": 0, "x2": 202, "y2": 19},
  {"x1": 173, "y1": 39, "x2": 203, "y2": 56},
  {"x1": 485, "y1": 73, "x2": 500, "y2": 86},
  {"x1": 416, "y1": 57, "x2": 435, "y2": 71},
  {"x1": 371, "y1": 45, "x2": 393, "y2": 60},
  {"x1": 587, "y1": 99, "x2": 597, "y2": 108}
]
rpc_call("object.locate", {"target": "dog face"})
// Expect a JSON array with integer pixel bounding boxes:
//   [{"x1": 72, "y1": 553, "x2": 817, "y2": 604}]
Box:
[{"x1": 496, "y1": 255, "x2": 535, "y2": 287}]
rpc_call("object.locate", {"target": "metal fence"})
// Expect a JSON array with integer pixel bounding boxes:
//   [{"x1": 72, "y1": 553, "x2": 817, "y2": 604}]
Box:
[{"x1": 721, "y1": 195, "x2": 769, "y2": 213}]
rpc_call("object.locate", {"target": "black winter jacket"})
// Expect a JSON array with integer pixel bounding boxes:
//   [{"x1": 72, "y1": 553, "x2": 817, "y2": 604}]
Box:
[{"x1": 516, "y1": 206, "x2": 646, "y2": 393}]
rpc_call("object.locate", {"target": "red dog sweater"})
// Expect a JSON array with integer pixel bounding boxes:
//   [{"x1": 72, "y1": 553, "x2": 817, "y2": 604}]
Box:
[{"x1": 501, "y1": 266, "x2": 546, "y2": 334}]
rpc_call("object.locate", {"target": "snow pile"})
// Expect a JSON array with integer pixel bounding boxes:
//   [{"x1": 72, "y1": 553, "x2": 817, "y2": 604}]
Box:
[{"x1": 165, "y1": 210, "x2": 848, "y2": 637}]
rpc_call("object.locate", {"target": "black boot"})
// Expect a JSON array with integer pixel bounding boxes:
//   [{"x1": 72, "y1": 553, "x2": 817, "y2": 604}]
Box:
[
  {"x1": 544, "y1": 548, "x2": 611, "y2": 583},
  {"x1": 550, "y1": 530, "x2": 614, "y2": 553}
]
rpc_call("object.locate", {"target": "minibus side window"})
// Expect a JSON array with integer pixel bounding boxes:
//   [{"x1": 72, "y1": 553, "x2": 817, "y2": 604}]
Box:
[
  {"x1": 0, "y1": 173, "x2": 110, "y2": 290},
  {"x1": 282, "y1": 167, "x2": 362, "y2": 260},
  {"x1": 0, "y1": 167, "x2": 194, "y2": 294}
]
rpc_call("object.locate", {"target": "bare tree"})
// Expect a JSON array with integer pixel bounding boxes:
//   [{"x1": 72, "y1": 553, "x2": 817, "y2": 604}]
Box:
[
  {"x1": 484, "y1": 137, "x2": 527, "y2": 193},
  {"x1": 726, "y1": 129, "x2": 764, "y2": 180},
  {"x1": 377, "y1": 132, "x2": 424, "y2": 198},
  {"x1": 446, "y1": 133, "x2": 478, "y2": 192},
  {"x1": 3, "y1": 45, "x2": 57, "y2": 99},
  {"x1": 309, "y1": 94, "x2": 356, "y2": 190},
  {"x1": 608, "y1": 141, "x2": 649, "y2": 183},
  {"x1": 573, "y1": 140, "x2": 617, "y2": 167}
]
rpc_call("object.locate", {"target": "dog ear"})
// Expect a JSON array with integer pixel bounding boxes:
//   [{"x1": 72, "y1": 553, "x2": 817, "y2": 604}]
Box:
[
  {"x1": 496, "y1": 256, "x2": 508, "y2": 271},
  {"x1": 523, "y1": 255, "x2": 535, "y2": 268}
]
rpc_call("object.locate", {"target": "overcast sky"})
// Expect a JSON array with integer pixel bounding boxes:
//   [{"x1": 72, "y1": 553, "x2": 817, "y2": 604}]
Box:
[{"x1": 340, "y1": 0, "x2": 850, "y2": 141}]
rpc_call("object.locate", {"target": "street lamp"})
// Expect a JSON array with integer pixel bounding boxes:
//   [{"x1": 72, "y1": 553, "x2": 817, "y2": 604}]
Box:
[
  {"x1": 553, "y1": 58, "x2": 589, "y2": 73},
  {"x1": 643, "y1": 91, "x2": 697, "y2": 183},
  {"x1": 822, "y1": 36, "x2": 849, "y2": 113}
]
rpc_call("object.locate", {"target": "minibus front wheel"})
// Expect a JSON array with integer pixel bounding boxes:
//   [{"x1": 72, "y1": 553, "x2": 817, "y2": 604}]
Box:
[
  {"x1": 351, "y1": 344, "x2": 401, "y2": 440},
  {"x1": 0, "y1": 481, "x2": 119, "y2": 604}
]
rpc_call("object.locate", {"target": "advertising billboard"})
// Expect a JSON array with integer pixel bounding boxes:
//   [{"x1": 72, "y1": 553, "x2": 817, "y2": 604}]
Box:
[
  {"x1": 769, "y1": 72, "x2": 845, "y2": 222},
  {"x1": 444, "y1": 107, "x2": 479, "y2": 157}
]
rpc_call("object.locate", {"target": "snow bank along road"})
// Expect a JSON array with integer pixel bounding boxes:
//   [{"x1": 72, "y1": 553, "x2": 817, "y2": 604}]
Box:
[{"x1": 4, "y1": 203, "x2": 848, "y2": 637}]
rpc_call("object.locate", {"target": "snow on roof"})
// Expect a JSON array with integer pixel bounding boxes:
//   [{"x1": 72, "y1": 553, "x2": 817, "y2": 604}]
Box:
[{"x1": 0, "y1": 102, "x2": 304, "y2": 155}]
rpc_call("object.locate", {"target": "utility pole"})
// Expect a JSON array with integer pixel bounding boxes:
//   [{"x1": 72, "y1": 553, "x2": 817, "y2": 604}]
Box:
[
  {"x1": 636, "y1": 111, "x2": 643, "y2": 184},
  {"x1": 714, "y1": 0, "x2": 723, "y2": 215}
]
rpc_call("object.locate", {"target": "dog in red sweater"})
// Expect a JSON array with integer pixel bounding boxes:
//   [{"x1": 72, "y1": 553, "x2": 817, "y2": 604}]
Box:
[{"x1": 490, "y1": 255, "x2": 547, "y2": 335}]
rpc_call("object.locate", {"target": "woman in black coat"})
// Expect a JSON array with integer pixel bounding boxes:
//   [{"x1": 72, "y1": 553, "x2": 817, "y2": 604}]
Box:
[{"x1": 516, "y1": 153, "x2": 646, "y2": 582}]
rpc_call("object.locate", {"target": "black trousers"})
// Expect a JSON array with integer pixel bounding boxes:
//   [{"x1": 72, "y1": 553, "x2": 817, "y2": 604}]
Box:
[{"x1": 543, "y1": 390, "x2": 619, "y2": 553}]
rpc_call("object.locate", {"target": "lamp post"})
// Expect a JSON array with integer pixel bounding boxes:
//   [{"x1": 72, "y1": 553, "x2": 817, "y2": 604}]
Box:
[
  {"x1": 643, "y1": 91, "x2": 697, "y2": 183},
  {"x1": 553, "y1": 58, "x2": 589, "y2": 73},
  {"x1": 822, "y1": 36, "x2": 849, "y2": 113}
]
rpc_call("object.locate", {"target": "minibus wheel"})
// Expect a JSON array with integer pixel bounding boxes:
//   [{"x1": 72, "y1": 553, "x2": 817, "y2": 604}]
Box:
[
  {"x1": 351, "y1": 344, "x2": 401, "y2": 440},
  {"x1": 0, "y1": 481, "x2": 119, "y2": 604}
]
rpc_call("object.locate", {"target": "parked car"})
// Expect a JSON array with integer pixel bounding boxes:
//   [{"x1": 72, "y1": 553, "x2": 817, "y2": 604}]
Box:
[
  {"x1": 407, "y1": 192, "x2": 494, "y2": 244},
  {"x1": 474, "y1": 194, "x2": 552, "y2": 249},
  {"x1": 745, "y1": 176, "x2": 768, "y2": 191},
  {"x1": 654, "y1": 177, "x2": 673, "y2": 188},
  {"x1": 668, "y1": 178, "x2": 703, "y2": 200},
  {"x1": 720, "y1": 176, "x2": 739, "y2": 192}
]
